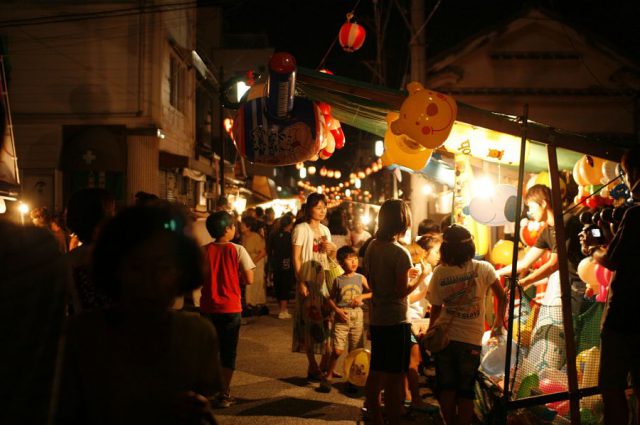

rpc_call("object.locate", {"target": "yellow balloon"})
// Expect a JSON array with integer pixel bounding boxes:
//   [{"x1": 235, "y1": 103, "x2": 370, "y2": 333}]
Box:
[
  {"x1": 576, "y1": 346, "x2": 601, "y2": 410},
  {"x1": 573, "y1": 160, "x2": 589, "y2": 186},
  {"x1": 381, "y1": 112, "x2": 432, "y2": 171},
  {"x1": 390, "y1": 82, "x2": 457, "y2": 149},
  {"x1": 343, "y1": 348, "x2": 371, "y2": 387},
  {"x1": 491, "y1": 240, "x2": 514, "y2": 265}
]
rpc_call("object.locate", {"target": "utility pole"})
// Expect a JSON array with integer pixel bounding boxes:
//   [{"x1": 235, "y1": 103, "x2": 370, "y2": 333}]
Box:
[{"x1": 409, "y1": 0, "x2": 428, "y2": 232}]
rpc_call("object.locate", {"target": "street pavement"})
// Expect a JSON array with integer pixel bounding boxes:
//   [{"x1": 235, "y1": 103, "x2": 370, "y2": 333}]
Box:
[{"x1": 214, "y1": 301, "x2": 443, "y2": 424}]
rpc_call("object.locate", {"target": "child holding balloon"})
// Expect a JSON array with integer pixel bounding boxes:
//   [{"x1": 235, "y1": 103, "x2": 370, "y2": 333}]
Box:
[{"x1": 319, "y1": 245, "x2": 371, "y2": 392}]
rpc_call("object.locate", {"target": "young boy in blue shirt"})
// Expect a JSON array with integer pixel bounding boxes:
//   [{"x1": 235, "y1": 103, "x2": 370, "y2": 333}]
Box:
[{"x1": 320, "y1": 246, "x2": 371, "y2": 392}]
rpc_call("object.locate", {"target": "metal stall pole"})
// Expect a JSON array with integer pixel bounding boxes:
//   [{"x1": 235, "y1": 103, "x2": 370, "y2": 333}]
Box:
[
  {"x1": 547, "y1": 142, "x2": 580, "y2": 424},
  {"x1": 501, "y1": 105, "x2": 529, "y2": 423}
]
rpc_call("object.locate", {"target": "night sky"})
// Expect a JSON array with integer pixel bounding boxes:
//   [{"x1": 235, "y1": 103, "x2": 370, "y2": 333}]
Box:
[
  {"x1": 220, "y1": 0, "x2": 640, "y2": 88},
  {"x1": 217, "y1": 0, "x2": 640, "y2": 175}
]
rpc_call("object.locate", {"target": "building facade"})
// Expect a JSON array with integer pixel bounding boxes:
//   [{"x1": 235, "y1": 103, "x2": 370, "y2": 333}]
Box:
[{"x1": 1, "y1": 0, "x2": 217, "y2": 212}]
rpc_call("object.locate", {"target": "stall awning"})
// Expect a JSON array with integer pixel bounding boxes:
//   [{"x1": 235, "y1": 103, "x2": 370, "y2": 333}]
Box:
[{"x1": 296, "y1": 68, "x2": 632, "y2": 171}]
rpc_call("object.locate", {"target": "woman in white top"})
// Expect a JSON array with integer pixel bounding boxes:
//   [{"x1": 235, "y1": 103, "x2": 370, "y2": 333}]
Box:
[{"x1": 292, "y1": 193, "x2": 337, "y2": 381}]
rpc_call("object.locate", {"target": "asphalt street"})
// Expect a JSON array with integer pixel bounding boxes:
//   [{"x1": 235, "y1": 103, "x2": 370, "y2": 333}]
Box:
[{"x1": 214, "y1": 301, "x2": 443, "y2": 424}]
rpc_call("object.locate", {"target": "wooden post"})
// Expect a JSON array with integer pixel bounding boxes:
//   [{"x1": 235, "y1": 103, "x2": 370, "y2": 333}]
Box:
[
  {"x1": 547, "y1": 142, "x2": 581, "y2": 424},
  {"x1": 502, "y1": 105, "x2": 529, "y2": 418}
]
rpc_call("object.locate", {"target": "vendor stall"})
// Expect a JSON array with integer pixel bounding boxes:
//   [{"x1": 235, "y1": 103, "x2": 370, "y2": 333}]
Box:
[{"x1": 289, "y1": 68, "x2": 633, "y2": 424}]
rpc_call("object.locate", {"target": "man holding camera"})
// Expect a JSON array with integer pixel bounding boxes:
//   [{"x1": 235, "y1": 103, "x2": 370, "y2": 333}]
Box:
[{"x1": 588, "y1": 147, "x2": 640, "y2": 425}]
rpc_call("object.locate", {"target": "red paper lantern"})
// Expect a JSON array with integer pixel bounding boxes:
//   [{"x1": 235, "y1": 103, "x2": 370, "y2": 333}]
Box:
[{"x1": 339, "y1": 13, "x2": 366, "y2": 53}]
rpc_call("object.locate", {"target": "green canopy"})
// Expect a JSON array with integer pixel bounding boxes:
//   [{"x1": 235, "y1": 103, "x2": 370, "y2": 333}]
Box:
[{"x1": 296, "y1": 67, "x2": 628, "y2": 173}]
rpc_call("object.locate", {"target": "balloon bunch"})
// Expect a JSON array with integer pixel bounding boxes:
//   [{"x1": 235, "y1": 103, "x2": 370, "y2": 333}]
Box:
[
  {"x1": 577, "y1": 256, "x2": 612, "y2": 302},
  {"x1": 572, "y1": 155, "x2": 626, "y2": 209},
  {"x1": 381, "y1": 82, "x2": 457, "y2": 171},
  {"x1": 312, "y1": 69, "x2": 346, "y2": 161}
]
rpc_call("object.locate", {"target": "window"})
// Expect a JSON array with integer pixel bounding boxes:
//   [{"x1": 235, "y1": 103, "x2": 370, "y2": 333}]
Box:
[{"x1": 169, "y1": 56, "x2": 185, "y2": 112}]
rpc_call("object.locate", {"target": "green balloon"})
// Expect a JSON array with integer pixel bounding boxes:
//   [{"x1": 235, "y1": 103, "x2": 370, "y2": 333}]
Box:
[
  {"x1": 516, "y1": 373, "x2": 539, "y2": 399},
  {"x1": 580, "y1": 408, "x2": 596, "y2": 425}
]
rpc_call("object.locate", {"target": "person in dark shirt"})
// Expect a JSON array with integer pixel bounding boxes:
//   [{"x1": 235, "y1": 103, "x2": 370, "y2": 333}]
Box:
[
  {"x1": 497, "y1": 184, "x2": 586, "y2": 313},
  {"x1": 270, "y1": 213, "x2": 296, "y2": 319},
  {"x1": 592, "y1": 147, "x2": 640, "y2": 425}
]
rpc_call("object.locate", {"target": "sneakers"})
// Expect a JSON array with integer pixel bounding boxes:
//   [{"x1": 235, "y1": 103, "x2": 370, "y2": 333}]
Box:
[
  {"x1": 211, "y1": 392, "x2": 235, "y2": 408},
  {"x1": 278, "y1": 310, "x2": 292, "y2": 319}
]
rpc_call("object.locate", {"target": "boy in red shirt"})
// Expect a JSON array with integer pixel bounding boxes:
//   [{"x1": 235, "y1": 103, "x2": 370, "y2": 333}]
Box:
[{"x1": 202, "y1": 211, "x2": 255, "y2": 407}]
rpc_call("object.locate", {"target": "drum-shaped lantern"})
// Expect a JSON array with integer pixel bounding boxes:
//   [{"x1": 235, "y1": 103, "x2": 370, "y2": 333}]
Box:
[{"x1": 339, "y1": 13, "x2": 366, "y2": 53}]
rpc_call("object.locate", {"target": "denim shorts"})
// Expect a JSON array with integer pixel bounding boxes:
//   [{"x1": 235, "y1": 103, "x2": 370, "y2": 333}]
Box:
[
  {"x1": 203, "y1": 313, "x2": 241, "y2": 370},
  {"x1": 434, "y1": 340, "x2": 481, "y2": 399},
  {"x1": 370, "y1": 323, "x2": 412, "y2": 374}
]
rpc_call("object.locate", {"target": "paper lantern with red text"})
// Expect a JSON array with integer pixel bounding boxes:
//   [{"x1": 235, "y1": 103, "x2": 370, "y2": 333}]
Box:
[{"x1": 339, "y1": 13, "x2": 366, "y2": 53}]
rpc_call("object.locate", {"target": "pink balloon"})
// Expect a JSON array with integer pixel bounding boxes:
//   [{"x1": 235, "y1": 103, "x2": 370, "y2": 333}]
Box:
[{"x1": 594, "y1": 264, "x2": 612, "y2": 286}]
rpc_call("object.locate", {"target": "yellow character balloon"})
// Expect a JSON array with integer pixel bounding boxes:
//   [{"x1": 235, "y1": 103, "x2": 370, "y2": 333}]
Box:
[
  {"x1": 381, "y1": 112, "x2": 433, "y2": 171},
  {"x1": 490, "y1": 240, "x2": 514, "y2": 265},
  {"x1": 390, "y1": 82, "x2": 457, "y2": 149}
]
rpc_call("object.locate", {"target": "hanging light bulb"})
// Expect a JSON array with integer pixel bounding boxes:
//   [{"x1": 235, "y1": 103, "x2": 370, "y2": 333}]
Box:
[
  {"x1": 320, "y1": 167, "x2": 328, "y2": 177},
  {"x1": 334, "y1": 170, "x2": 342, "y2": 179},
  {"x1": 308, "y1": 166, "x2": 316, "y2": 175}
]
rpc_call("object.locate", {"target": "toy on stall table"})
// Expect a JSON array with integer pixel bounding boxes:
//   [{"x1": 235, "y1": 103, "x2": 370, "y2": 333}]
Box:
[
  {"x1": 232, "y1": 52, "x2": 321, "y2": 165},
  {"x1": 390, "y1": 82, "x2": 457, "y2": 149}
]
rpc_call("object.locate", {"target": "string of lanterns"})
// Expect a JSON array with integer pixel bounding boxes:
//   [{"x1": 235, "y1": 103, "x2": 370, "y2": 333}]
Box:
[{"x1": 295, "y1": 158, "x2": 383, "y2": 181}]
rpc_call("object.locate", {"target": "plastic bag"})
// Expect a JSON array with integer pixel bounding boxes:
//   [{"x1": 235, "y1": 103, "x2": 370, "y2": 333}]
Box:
[{"x1": 480, "y1": 331, "x2": 517, "y2": 377}]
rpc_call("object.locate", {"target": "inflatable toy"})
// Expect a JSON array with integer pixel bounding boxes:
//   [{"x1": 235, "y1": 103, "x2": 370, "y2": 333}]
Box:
[
  {"x1": 344, "y1": 348, "x2": 371, "y2": 387},
  {"x1": 390, "y1": 82, "x2": 457, "y2": 149},
  {"x1": 381, "y1": 112, "x2": 432, "y2": 171},
  {"x1": 469, "y1": 184, "x2": 518, "y2": 226}
]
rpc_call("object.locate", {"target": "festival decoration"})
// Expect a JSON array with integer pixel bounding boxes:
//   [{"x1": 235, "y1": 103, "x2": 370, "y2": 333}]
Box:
[
  {"x1": 232, "y1": 53, "x2": 321, "y2": 165},
  {"x1": 601, "y1": 160, "x2": 619, "y2": 183},
  {"x1": 444, "y1": 122, "x2": 523, "y2": 166},
  {"x1": 381, "y1": 112, "x2": 433, "y2": 171},
  {"x1": 390, "y1": 82, "x2": 457, "y2": 149},
  {"x1": 520, "y1": 218, "x2": 545, "y2": 247},
  {"x1": 468, "y1": 184, "x2": 517, "y2": 226},
  {"x1": 577, "y1": 155, "x2": 606, "y2": 186},
  {"x1": 453, "y1": 154, "x2": 490, "y2": 256},
  {"x1": 343, "y1": 348, "x2": 370, "y2": 386},
  {"x1": 578, "y1": 257, "x2": 599, "y2": 295},
  {"x1": 338, "y1": 13, "x2": 366, "y2": 52},
  {"x1": 490, "y1": 240, "x2": 514, "y2": 266}
]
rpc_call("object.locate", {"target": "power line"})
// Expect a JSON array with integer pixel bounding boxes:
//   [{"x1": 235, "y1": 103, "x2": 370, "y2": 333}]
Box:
[{"x1": 0, "y1": 1, "x2": 206, "y2": 29}]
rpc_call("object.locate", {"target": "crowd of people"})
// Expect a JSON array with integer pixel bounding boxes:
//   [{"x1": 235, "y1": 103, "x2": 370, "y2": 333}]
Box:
[{"x1": 2, "y1": 146, "x2": 639, "y2": 425}]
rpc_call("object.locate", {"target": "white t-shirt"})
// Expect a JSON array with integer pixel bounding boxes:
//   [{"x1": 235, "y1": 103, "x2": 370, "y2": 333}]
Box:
[
  {"x1": 292, "y1": 221, "x2": 332, "y2": 268},
  {"x1": 408, "y1": 273, "x2": 432, "y2": 321},
  {"x1": 351, "y1": 230, "x2": 372, "y2": 249},
  {"x1": 426, "y1": 259, "x2": 498, "y2": 346}
]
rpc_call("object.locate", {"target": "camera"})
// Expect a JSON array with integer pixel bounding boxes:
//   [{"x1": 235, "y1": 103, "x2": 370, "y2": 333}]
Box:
[{"x1": 579, "y1": 211, "x2": 607, "y2": 248}]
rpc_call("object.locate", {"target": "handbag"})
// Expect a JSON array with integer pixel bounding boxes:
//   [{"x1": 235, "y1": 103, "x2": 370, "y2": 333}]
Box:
[
  {"x1": 421, "y1": 313, "x2": 455, "y2": 353},
  {"x1": 324, "y1": 257, "x2": 344, "y2": 293}
]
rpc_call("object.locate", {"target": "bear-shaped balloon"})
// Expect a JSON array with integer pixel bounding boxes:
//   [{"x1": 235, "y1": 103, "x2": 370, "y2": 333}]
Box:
[
  {"x1": 390, "y1": 82, "x2": 457, "y2": 149},
  {"x1": 381, "y1": 112, "x2": 433, "y2": 171}
]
